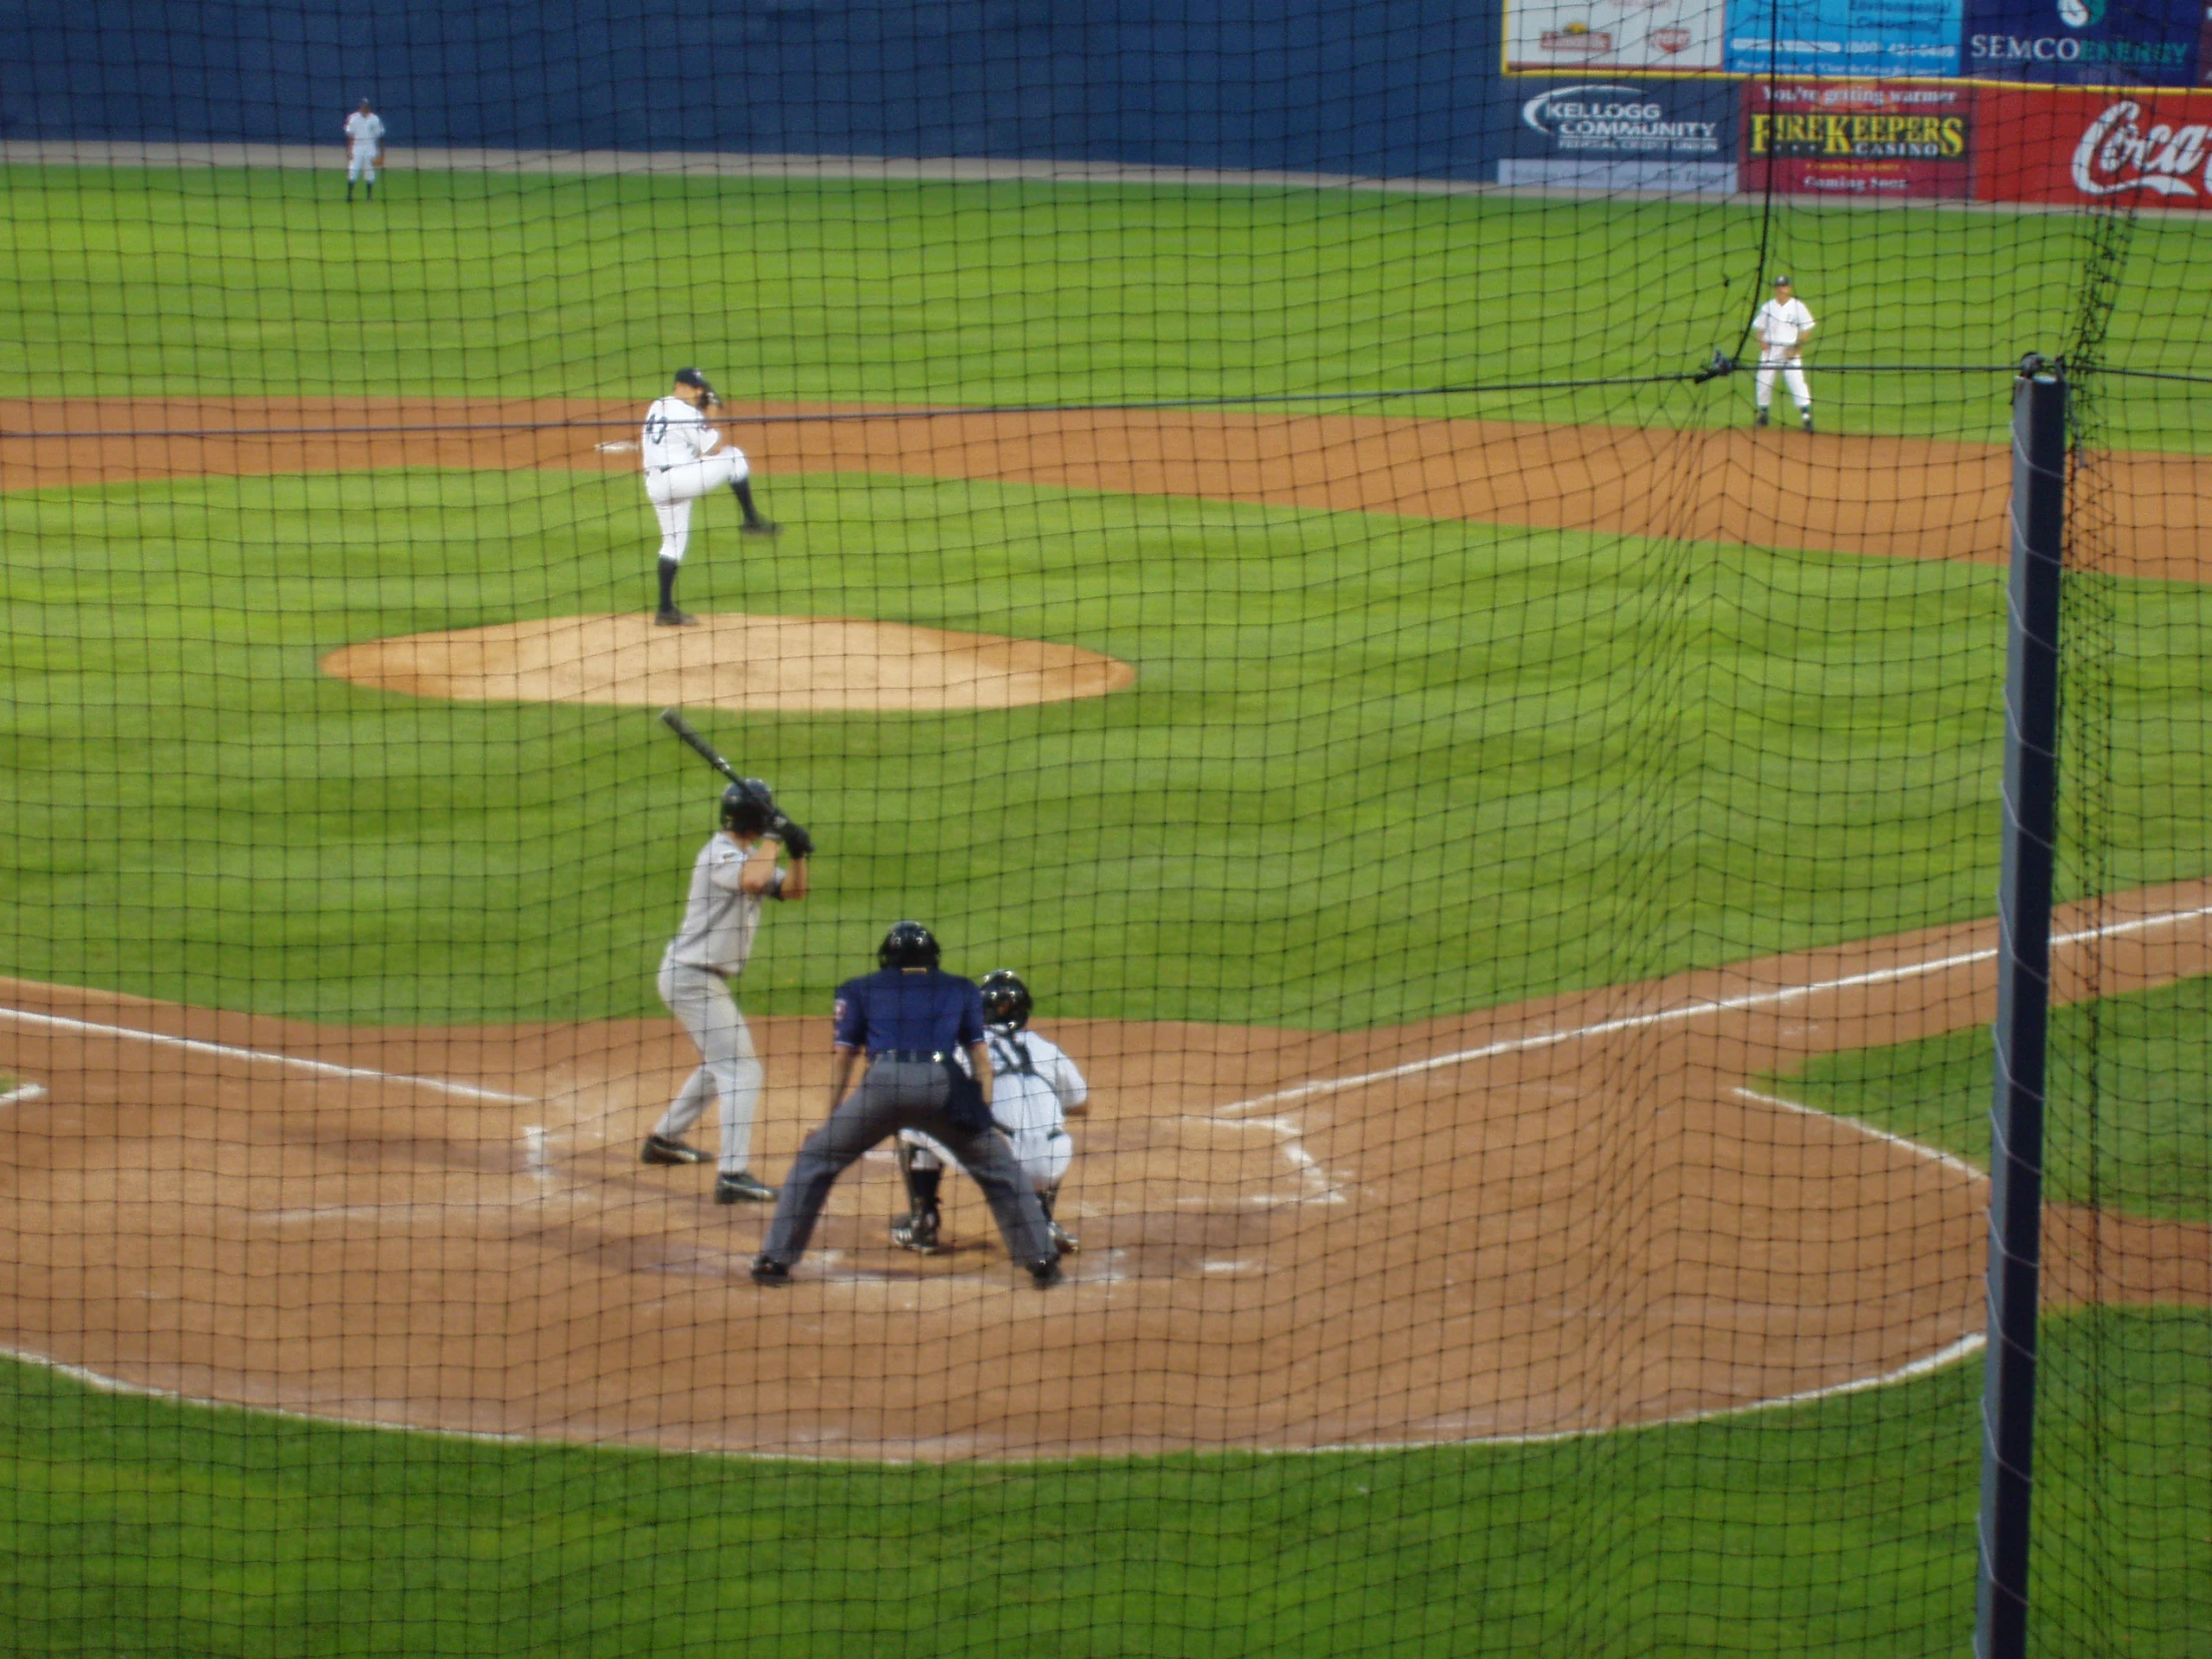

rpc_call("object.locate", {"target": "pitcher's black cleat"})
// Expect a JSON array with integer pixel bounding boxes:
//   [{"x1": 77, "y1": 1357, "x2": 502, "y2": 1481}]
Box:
[
  {"x1": 641, "y1": 1134, "x2": 708, "y2": 1166},
  {"x1": 716, "y1": 1170, "x2": 779, "y2": 1204}
]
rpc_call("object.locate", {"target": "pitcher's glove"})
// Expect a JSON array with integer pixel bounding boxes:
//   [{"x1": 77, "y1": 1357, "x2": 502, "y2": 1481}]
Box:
[{"x1": 771, "y1": 814, "x2": 816, "y2": 859}]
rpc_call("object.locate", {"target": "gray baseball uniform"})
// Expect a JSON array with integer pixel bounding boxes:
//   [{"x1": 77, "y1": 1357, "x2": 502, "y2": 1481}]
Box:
[{"x1": 654, "y1": 830, "x2": 767, "y2": 1174}]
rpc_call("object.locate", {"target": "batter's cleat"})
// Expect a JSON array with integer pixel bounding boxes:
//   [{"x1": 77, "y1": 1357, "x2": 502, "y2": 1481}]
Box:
[
  {"x1": 1047, "y1": 1221, "x2": 1080, "y2": 1254},
  {"x1": 715, "y1": 1170, "x2": 779, "y2": 1204},
  {"x1": 750, "y1": 1256, "x2": 792, "y2": 1286},
  {"x1": 1801, "y1": 410, "x2": 1815, "y2": 432},
  {"x1": 640, "y1": 1133, "x2": 709, "y2": 1166},
  {"x1": 655, "y1": 606, "x2": 699, "y2": 627},
  {"x1": 1029, "y1": 1255, "x2": 1064, "y2": 1289},
  {"x1": 1753, "y1": 407, "x2": 1770, "y2": 428},
  {"x1": 741, "y1": 520, "x2": 783, "y2": 538},
  {"x1": 890, "y1": 1209, "x2": 943, "y2": 1255}
]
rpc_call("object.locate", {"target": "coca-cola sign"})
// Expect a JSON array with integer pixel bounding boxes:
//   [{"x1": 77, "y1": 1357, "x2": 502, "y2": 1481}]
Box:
[
  {"x1": 2071, "y1": 101, "x2": 2210, "y2": 196},
  {"x1": 1977, "y1": 88, "x2": 2212, "y2": 207}
]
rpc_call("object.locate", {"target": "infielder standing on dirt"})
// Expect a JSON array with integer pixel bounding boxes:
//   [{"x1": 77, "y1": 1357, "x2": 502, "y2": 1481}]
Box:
[
  {"x1": 891, "y1": 968, "x2": 1088, "y2": 1257},
  {"x1": 751, "y1": 923, "x2": 1062, "y2": 1289},
  {"x1": 640, "y1": 779, "x2": 812, "y2": 1203},
  {"x1": 1753, "y1": 276, "x2": 1816, "y2": 431},
  {"x1": 641, "y1": 367, "x2": 780, "y2": 626},
  {"x1": 343, "y1": 100, "x2": 385, "y2": 202}
]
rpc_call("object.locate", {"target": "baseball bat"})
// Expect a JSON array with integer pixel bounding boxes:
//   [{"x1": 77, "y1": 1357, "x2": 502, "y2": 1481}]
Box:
[{"x1": 658, "y1": 708, "x2": 743, "y2": 784}]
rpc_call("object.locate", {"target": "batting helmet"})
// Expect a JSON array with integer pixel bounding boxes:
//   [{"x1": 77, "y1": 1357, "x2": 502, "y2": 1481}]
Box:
[
  {"x1": 979, "y1": 969, "x2": 1032, "y2": 1031},
  {"x1": 720, "y1": 778, "x2": 775, "y2": 836},
  {"x1": 877, "y1": 920, "x2": 941, "y2": 970}
]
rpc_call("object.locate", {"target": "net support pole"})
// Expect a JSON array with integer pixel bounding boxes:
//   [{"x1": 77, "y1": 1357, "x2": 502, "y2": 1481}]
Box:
[{"x1": 1973, "y1": 360, "x2": 2067, "y2": 1659}]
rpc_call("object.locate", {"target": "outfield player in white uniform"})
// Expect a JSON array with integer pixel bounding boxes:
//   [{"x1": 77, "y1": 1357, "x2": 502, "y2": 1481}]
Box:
[
  {"x1": 343, "y1": 100, "x2": 385, "y2": 202},
  {"x1": 641, "y1": 779, "x2": 812, "y2": 1202},
  {"x1": 1753, "y1": 276, "x2": 1816, "y2": 431},
  {"x1": 641, "y1": 367, "x2": 780, "y2": 626},
  {"x1": 891, "y1": 969, "x2": 1089, "y2": 1255}
]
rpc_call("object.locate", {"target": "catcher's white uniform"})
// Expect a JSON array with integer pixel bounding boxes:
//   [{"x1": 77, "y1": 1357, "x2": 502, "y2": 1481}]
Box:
[
  {"x1": 641, "y1": 394, "x2": 753, "y2": 565},
  {"x1": 1753, "y1": 292, "x2": 1816, "y2": 420},
  {"x1": 902, "y1": 1027, "x2": 1087, "y2": 1192}
]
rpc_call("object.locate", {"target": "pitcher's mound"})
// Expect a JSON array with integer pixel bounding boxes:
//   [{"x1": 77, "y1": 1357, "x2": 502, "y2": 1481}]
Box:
[{"x1": 321, "y1": 614, "x2": 1137, "y2": 713}]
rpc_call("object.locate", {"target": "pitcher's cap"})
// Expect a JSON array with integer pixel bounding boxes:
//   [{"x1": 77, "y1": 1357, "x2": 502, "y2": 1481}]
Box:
[
  {"x1": 673, "y1": 366, "x2": 713, "y2": 389},
  {"x1": 1772, "y1": 274, "x2": 1793, "y2": 285}
]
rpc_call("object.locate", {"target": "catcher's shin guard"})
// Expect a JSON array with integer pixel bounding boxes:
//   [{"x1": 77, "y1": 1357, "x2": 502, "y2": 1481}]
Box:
[
  {"x1": 892, "y1": 1143, "x2": 944, "y2": 1253},
  {"x1": 1039, "y1": 1183, "x2": 1078, "y2": 1254}
]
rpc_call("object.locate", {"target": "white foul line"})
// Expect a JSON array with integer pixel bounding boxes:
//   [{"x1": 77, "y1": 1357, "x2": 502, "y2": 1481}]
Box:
[
  {"x1": 1213, "y1": 902, "x2": 2212, "y2": 1118},
  {"x1": 1732, "y1": 1085, "x2": 1986, "y2": 1184},
  {"x1": 0, "y1": 1006, "x2": 534, "y2": 1105}
]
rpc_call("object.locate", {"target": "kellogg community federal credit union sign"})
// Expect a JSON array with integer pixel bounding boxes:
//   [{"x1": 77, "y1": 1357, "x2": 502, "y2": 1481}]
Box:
[{"x1": 1519, "y1": 84, "x2": 1723, "y2": 155}]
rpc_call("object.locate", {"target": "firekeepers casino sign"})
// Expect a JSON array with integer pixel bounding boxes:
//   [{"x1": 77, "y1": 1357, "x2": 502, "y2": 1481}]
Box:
[
  {"x1": 1977, "y1": 88, "x2": 2212, "y2": 206},
  {"x1": 1743, "y1": 82, "x2": 1972, "y2": 198}
]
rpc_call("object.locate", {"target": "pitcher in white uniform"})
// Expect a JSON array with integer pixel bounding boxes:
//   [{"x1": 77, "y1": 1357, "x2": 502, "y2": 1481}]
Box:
[
  {"x1": 641, "y1": 778, "x2": 811, "y2": 1202},
  {"x1": 1752, "y1": 276, "x2": 1817, "y2": 431},
  {"x1": 891, "y1": 968, "x2": 1090, "y2": 1255},
  {"x1": 343, "y1": 100, "x2": 384, "y2": 202},
  {"x1": 641, "y1": 367, "x2": 781, "y2": 626}
]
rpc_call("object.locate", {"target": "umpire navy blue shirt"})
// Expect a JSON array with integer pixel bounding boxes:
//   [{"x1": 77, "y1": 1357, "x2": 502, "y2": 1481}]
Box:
[{"x1": 832, "y1": 968, "x2": 985, "y2": 1055}]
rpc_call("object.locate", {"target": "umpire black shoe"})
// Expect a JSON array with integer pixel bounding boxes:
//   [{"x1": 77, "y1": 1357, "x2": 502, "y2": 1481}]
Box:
[
  {"x1": 655, "y1": 606, "x2": 698, "y2": 626},
  {"x1": 716, "y1": 1170, "x2": 778, "y2": 1204},
  {"x1": 1028, "y1": 1255, "x2": 1064, "y2": 1289},
  {"x1": 640, "y1": 1133, "x2": 709, "y2": 1166},
  {"x1": 750, "y1": 1256, "x2": 792, "y2": 1286}
]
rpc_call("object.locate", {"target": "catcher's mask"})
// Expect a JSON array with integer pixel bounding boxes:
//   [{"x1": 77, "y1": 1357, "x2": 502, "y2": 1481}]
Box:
[
  {"x1": 720, "y1": 779, "x2": 775, "y2": 836},
  {"x1": 978, "y1": 969, "x2": 1032, "y2": 1031},
  {"x1": 877, "y1": 920, "x2": 941, "y2": 970}
]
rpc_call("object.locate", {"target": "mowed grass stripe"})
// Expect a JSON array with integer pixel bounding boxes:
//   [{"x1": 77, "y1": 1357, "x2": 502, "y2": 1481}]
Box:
[
  {"x1": 3, "y1": 165, "x2": 2209, "y2": 449},
  {"x1": 7, "y1": 467, "x2": 2208, "y2": 1027}
]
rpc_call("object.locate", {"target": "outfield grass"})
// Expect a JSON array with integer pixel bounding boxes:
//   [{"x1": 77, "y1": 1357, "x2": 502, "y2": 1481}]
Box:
[
  {"x1": 5, "y1": 466, "x2": 2208, "y2": 1025},
  {"x1": 2, "y1": 166, "x2": 2208, "y2": 447},
  {"x1": 0, "y1": 1308, "x2": 2201, "y2": 1658},
  {"x1": 1773, "y1": 974, "x2": 2212, "y2": 1223}
]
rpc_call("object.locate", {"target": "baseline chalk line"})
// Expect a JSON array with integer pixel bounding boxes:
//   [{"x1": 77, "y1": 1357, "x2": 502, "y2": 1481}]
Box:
[{"x1": 0, "y1": 1006, "x2": 533, "y2": 1105}]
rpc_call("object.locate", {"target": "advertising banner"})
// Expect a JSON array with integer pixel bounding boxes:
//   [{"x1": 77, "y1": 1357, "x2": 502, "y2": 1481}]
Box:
[
  {"x1": 1964, "y1": 0, "x2": 2200, "y2": 86},
  {"x1": 1977, "y1": 85, "x2": 2212, "y2": 203},
  {"x1": 1496, "y1": 78, "x2": 1739, "y2": 189},
  {"x1": 1724, "y1": 0, "x2": 1963, "y2": 77},
  {"x1": 1507, "y1": 0, "x2": 1727, "y2": 72},
  {"x1": 1741, "y1": 80, "x2": 1973, "y2": 197}
]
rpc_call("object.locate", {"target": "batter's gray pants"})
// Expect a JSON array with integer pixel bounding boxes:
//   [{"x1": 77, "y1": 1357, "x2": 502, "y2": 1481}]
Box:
[
  {"x1": 654, "y1": 961, "x2": 763, "y2": 1175},
  {"x1": 761, "y1": 1059, "x2": 1054, "y2": 1266}
]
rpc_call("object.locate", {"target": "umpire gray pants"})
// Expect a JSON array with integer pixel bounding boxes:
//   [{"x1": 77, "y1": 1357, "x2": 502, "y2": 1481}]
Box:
[{"x1": 761, "y1": 1059, "x2": 1054, "y2": 1266}]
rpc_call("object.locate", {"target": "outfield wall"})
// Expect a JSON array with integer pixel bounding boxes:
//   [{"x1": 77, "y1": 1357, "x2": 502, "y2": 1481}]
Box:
[{"x1": 11, "y1": 1, "x2": 2212, "y2": 209}]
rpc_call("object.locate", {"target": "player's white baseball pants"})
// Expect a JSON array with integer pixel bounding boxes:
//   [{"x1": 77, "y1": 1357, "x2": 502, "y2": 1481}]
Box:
[
  {"x1": 1756, "y1": 353, "x2": 1812, "y2": 411},
  {"x1": 654, "y1": 961, "x2": 764, "y2": 1174},
  {"x1": 347, "y1": 153, "x2": 377, "y2": 187},
  {"x1": 903, "y1": 1125, "x2": 1072, "y2": 1191},
  {"x1": 644, "y1": 450, "x2": 753, "y2": 563}
]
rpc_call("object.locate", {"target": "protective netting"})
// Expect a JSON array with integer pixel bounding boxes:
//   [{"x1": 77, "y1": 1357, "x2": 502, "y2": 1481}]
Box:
[{"x1": 1, "y1": 6, "x2": 2208, "y2": 1655}]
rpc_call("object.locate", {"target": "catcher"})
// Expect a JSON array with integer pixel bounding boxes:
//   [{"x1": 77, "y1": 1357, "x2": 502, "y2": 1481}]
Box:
[{"x1": 891, "y1": 968, "x2": 1089, "y2": 1257}]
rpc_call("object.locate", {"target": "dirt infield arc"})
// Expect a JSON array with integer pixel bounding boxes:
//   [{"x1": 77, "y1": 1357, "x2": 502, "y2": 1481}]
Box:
[
  {"x1": 0, "y1": 886, "x2": 2206, "y2": 1461},
  {"x1": 6, "y1": 395, "x2": 2212, "y2": 584}
]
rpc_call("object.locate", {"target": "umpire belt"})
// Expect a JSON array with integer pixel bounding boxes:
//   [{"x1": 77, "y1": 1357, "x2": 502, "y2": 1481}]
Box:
[{"x1": 870, "y1": 1049, "x2": 953, "y2": 1063}]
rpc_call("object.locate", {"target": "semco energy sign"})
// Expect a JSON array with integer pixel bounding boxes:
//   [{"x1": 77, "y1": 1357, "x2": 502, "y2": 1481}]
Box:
[{"x1": 1963, "y1": 0, "x2": 2201, "y2": 85}]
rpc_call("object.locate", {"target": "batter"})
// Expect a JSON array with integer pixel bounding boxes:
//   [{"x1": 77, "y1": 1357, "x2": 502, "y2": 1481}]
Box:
[
  {"x1": 1752, "y1": 276, "x2": 1817, "y2": 431},
  {"x1": 892, "y1": 968, "x2": 1089, "y2": 1256},
  {"x1": 641, "y1": 778, "x2": 812, "y2": 1203},
  {"x1": 641, "y1": 367, "x2": 781, "y2": 626}
]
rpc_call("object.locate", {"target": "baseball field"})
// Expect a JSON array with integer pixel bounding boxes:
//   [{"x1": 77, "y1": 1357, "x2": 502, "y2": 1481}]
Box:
[{"x1": 1, "y1": 163, "x2": 2208, "y2": 1654}]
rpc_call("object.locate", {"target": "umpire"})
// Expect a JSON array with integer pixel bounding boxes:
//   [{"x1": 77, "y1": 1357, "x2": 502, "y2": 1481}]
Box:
[{"x1": 751, "y1": 921, "x2": 1063, "y2": 1289}]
